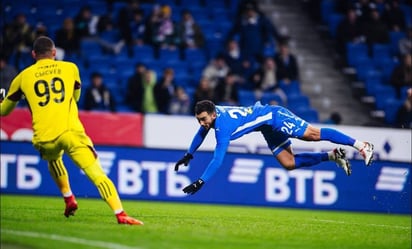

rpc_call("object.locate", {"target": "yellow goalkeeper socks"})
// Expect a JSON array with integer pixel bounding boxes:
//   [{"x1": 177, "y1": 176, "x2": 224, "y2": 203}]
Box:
[
  {"x1": 48, "y1": 159, "x2": 72, "y2": 196},
  {"x1": 82, "y1": 160, "x2": 124, "y2": 213}
]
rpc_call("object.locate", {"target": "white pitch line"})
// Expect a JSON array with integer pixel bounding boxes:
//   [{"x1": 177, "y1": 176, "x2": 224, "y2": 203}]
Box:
[
  {"x1": 308, "y1": 218, "x2": 411, "y2": 230},
  {"x1": 1, "y1": 229, "x2": 143, "y2": 249}
]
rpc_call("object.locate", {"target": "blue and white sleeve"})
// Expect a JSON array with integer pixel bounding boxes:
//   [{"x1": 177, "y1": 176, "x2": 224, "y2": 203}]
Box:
[
  {"x1": 188, "y1": 126, "x2": 209, "y2": 154},
  {"x1": 200, "y1": 139, "x2": 230, "y2": 182}
]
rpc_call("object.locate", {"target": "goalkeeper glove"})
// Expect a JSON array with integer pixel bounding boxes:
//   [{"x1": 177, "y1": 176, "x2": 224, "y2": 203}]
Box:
[
  {"x1": 183, "y1": 179, "x2": 204, "y2": 195},
  {"x1": 174, "y1": 153, "x2": 193, "y2": 171}
]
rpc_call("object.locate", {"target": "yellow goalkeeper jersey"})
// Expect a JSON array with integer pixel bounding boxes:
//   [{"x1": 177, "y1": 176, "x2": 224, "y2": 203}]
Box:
[{"x1": 1, "y1": 58, "x2": 85, "y2": 143}]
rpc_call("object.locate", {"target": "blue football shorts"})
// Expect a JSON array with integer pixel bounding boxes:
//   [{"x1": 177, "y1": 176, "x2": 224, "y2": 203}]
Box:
[{"x1": 259, "y1": 106, "x2": 309, "y2": 156}]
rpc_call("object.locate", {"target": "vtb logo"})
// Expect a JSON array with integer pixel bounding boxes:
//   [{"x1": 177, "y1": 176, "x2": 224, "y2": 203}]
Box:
[
  {"x1": 375, "y1": 167, "x2": 409, "y2": 192},
  {"x1": 228, "y1": 158, "x2": 264, "y2": 183}
]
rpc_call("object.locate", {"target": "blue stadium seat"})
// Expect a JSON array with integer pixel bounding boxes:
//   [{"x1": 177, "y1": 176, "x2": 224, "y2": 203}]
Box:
[
  {"x1": 205, "y1": 0, "x2": 228, "y2": 9},
  {"x1": 354, "y1": 58, "x2": 375, "y2": 81},
  {"x1": 210, "y1": 8, "x2": 232, "y2": 23},
  {"x1": 372, "y1": 43, "x2": 391, "y2": 60},
  {"x1": 239, "y1": 90, "x2": 257, "y2": 107},
  {"x1": 295, "y1": 108, "x2": 319, "y2": 123},
  {"x1": 373, "y1": 85, "x2": 397, "y2": 110},
  {"x1": 321, "y1": 0, "x2": 336, "y2": 23},
  {"x1": 261, "y1": 92, "x2": 284, "y2": 106},
  {"x1": 86, "y1": 55, "x2": 114, "y2": 72},
  {"x1": 80, "y1": 40, "x2": 103, "y2": 57},
  {"x1": 177, "y1": 0, "x2": 202, "y2": 8},
  {"x1": 328, "y1": 13, "x2": 344, "y2": 38},
  {"x1": 400, "y1": 4, "x2": 412, "y2": 26},
  {"x1": 184, "y1": 48, "x2": 207, "y2": 64},
  {"x1": 389, "y1": 31, "x2": 406, "y2": 55},
  {"x1": 287, "y1": 94, "x2": 310, "y2": 113},
  {"x1": 159, "y1": 49, "x2": 181, "y2": 61},
  {"x1": 174, "y1": 73, "x2": 192, "y2": 88},
  {"x1": 381, "y1": 60, "x2": 399, "y2": 83},
  {"x1": 384, "y1": 99, "x2": 404, "y2": 125},
  {"x1": 346, "y1": 42, "x2": 369, "y2": 67},
  {"x1": 364, "y1": 75, "x2": 384, "y2": 96},
  {"x1": 133, "y1": 45, "x2": 155, "y2": 61},
  {"x1": 279, "y1": 80, "x2": 301, "y2": 96}
]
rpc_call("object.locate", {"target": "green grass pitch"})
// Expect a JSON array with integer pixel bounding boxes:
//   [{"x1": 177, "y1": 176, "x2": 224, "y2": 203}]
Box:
[{"x1": 1, "y1": 195, "x2": 410, "y2": 249}]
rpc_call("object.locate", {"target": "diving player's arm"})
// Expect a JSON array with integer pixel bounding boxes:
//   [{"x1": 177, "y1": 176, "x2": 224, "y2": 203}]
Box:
[
  {"x1": 0, "y1": 74, "x2": 22, "y2": 116},
  {"x1": 175, "y1": 126, "x2": 210, "y2": 171},
  {"x1": 199, "y1": 138, "x2": 230, "y2": 182},
  {"x1": 188, "y1": 126, "x2": 210, "y2": 155},
  {"x1": 181, "y1": 138, "x2": 229, "y2": 195}
]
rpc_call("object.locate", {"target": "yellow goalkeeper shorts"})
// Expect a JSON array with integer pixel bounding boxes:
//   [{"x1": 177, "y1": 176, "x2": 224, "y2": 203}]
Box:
[{"x1": 33, "y1": 130, "x2": 98, "y2": 169}]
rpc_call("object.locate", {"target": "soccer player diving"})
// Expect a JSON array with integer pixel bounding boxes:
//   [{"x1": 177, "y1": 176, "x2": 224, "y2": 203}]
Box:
[{"x1": 175, "y1": 100, "x2": 374, "y2": 195}]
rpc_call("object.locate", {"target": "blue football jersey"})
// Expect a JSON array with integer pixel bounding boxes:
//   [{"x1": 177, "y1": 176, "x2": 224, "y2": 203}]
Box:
[{"x1": 187, "y1": 102, "x2": 307, "y2": 182}]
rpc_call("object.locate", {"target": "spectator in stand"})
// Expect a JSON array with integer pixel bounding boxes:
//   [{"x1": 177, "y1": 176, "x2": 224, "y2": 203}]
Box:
[
  {"x1": 381, "y1": 0, "x2": 406, "y2": 32},
  {"x1": 2, "y1": 13, "x2": 35, "y2": 67},
  {"x1": 142, "y1": 69, "x2": 158, "y2": 113},
  {"x1": 395, "y1": 87, "x2": 412, "y2": 128},
  {"x1": 150, "y1": 5, "x2": 178, "y2": 56},
  {"x1": 227, "y1": 3, "x2": 274, "y2": 62},
  {"x1": 125, "y1": 62, "x2": 146, "y2": 112},
  {"x1": 323, "y1": 112, "x2": 343, "y2": 125},
  {"x1": 74, "y1": 5, "x2": 98, "y2": 39},
  {"x1": 399, "y1": 27, "x2": 412, "y2": 57},
  {"x1": 169, "y1": 86, "x2": 191, "y2": 115},
  {"x1": 0, "y1": 55, "x2": 18, "y2": 92},
  {"x1": 154, "y1": 68, "x2": 176, "y2": 114},
  {"x1": 274, "y1": 40, "x2": 300, "y2": 84},
  {"x1": 361, "y1": 6, "x2": 390, "y2": 52},
  {"x1": 222, "y1": 39, "x2": 254, "y2": 83},
  {"x1": 74, "y1": 5, "x2": 124, "y2": 55},
  {"x1": 353, "y1": 0, "x2": 374, "y2": 24},
  {"x1": 178, "y1": 10, "x2": 205, "y2": 50},
  {"x1": 390, "y1": 53, "x2": 412, "y2": 99},
  {"x1": 84, "y1": 72, "x2": 117, "y2": 112},
  {"x1": 336, "y1": 7, "x2": 364, "y2": 55},
  {"x1": 202, "y1": 54, "x2": 230, "y2": 89},
  {"x1": 130, "y1": 9, "x2": 148, "y2": 46},
  {"x1": 117, "y1": 0, "x2": 144, "y2": 56},
  {"x1": 214, "y1": 72, "x2": 240, "y2": 106},
  {"x1": 250, "y1": 56, "x2": 287, "y2": 104},
  {"x1": 55, "y1": 18, "x2": 81, "y2": 57},
  {"x1": 234, "y1": 0, "x2": 281, "y2": 42},
  {"x1": 192, "y1": 77, "x2": 216, "y2": 113}
]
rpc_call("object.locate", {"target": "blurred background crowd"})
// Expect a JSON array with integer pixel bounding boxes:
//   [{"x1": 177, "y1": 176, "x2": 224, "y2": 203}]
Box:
[{"x1": 0, "y1": 0, "x2": 411, "y2": 128}]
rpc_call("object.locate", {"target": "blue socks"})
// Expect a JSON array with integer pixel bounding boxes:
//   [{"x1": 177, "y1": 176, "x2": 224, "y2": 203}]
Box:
[
  {"x1": 320, "y1": 128, "x2": 355, "y2": 146},
  {"x1": 294, "y1": 152, "x2": 329, "y2": 168}
]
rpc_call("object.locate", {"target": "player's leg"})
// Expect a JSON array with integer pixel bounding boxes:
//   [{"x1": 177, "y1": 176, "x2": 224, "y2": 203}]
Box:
[
  {"x1": 34, "y1": 141, "x2": 78, "y2": 217},
  {"x1": 63, "y1": 132, "x2": 143, "y2": 225},
  {"x1": 274, "y1": 106, "x2": 373, "y2": 166},
  {"x1": 302, "y1": 125, "x2": 374, "y2": 166},
  {"x1": 48, "y1": 158, "x2": 78, "y2": 217},
  {"x1": 261, "y1": 125, "x2": 350, "y2": 174}
]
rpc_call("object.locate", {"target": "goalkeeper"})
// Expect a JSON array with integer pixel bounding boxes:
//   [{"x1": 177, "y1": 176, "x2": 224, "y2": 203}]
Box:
[{"x1": 0, "y1": 36, "x2": 143, "y2": 225}]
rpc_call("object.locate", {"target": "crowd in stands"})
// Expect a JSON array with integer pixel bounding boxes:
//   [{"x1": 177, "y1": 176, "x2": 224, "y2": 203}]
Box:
[
  {"x1": 316, "y1": 0, "x2": 411, "y2": 128},
  {"x1": 2, "y1": 0, "x2": 408, "y2": 127}
]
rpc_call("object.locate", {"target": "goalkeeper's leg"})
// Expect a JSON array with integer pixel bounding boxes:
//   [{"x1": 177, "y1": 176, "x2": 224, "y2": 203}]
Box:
[
  {"x1": 65, "y1": 131, "x2": 143, "y2": 225},
  {"x1": 82, "y1": 160, "x2": 144, "y2": 225},
  {"x1": 48, "y1": 158, "x2": 78, "y2": 217}
]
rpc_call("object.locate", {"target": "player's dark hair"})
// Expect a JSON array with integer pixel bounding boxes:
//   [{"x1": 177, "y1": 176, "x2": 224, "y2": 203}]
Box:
[
  {"x1": 33, "y1": 36, "x2": 54, "y2": 55},
  {"x1": 195, "y1": 100, "x2": 215, "y2": 115}
]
